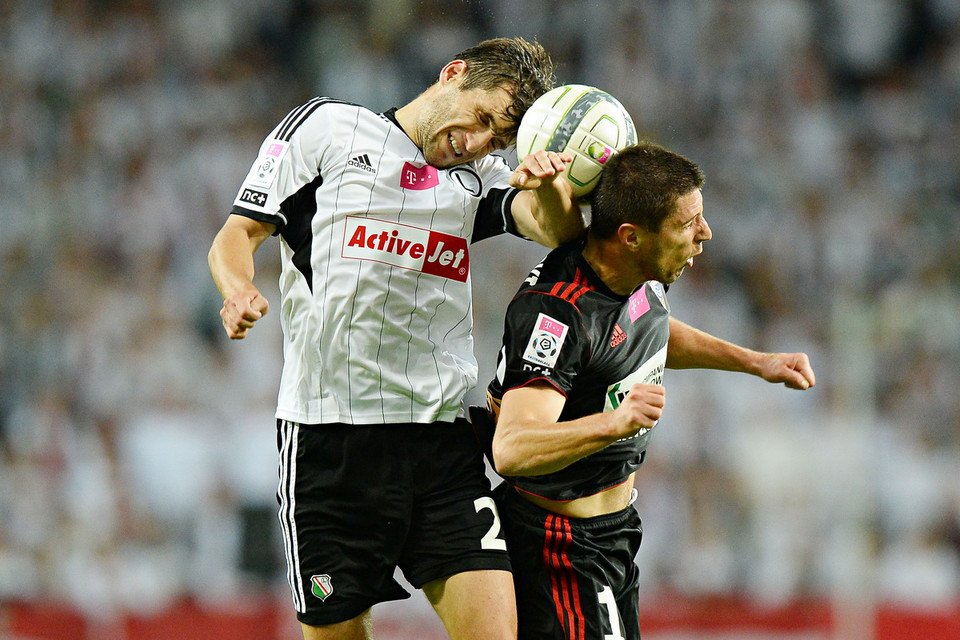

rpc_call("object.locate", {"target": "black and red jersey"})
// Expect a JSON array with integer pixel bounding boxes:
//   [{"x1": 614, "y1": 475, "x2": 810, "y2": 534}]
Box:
[{"x1": 486, "y1": 238, "x2": 670, "y2": 501}]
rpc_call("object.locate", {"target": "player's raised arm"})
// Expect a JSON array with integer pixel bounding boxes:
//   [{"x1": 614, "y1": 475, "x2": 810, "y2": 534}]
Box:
[
  {"x1": 509, "y1": 149, "x2": 584, "y2": 248},
  {"x1": 666, "y1": 317, "x2": 816, "y2": 390}
]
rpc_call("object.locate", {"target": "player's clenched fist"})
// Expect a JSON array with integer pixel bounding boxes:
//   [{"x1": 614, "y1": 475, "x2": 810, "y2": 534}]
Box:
[
  {"x1": 220, "y1": 291, "x2": 269, "y2": 340},
  {"x1": 756, "y1": 352, "x2": 816, "y2": 391},
  {"x1": 613, "y1": 383, "x2": 665, "y2": 437}
]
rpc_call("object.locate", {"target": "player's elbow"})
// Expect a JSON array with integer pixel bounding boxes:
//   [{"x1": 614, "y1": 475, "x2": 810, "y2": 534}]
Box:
[
  {"x1": 491, "y1": 436, "x2": 526, "y2": 477},
  {"x1": 491, "y1": 441, "x2": 514, "y2": 476},
  {"x1": 207, "y1": 243, "x2": 219, "y2": 273}
]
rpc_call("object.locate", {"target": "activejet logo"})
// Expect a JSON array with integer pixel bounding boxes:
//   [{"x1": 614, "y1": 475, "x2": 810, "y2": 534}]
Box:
[{"x1": 342, "y1": 216, "x2": 469, "y2": 282}]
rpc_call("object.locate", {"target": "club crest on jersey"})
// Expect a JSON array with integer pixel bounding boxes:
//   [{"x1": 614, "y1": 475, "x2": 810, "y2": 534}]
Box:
[
  {"x1": 250, "y1": 140, "x2": 289, "y2": 188},
  {"x1": 401, "y1": 162, "x2": 440, "y2": 190},
  {"x1": 449, "y1": 167, "x2": 482, "y2": 197},
  {"x1": 522, "y1": 313, "x2": 568, "y2": 369},
  {"x1": 342, "y1": 216, "x2": 469, "y2": 282},
  {"x1": 649, "y1": 281, "x2": 669, "y2": 311},
  {"x1": 310, "y1": 574, "x2": 333, "y2": 601}
]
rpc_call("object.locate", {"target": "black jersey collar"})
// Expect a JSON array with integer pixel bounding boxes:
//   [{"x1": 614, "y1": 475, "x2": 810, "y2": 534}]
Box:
[
  {"x1": 568, "y1": 239, "x2": 628, "y2": 302},
  {"x1": 382, "y1": 107, "x2": 401, "y2": 128}
]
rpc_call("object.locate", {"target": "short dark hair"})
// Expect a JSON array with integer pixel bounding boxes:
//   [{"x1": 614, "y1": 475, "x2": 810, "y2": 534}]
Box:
[
  {"x1": 452, "y1": 38, "x2": 556, "y2": 139},
  {"x1": 589, "y1": 142, "x2": 705, "y2": 238}
]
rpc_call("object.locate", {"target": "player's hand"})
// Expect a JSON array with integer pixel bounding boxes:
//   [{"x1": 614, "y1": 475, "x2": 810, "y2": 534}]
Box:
[
  {"x1": 615, "y1": 383, "x2": 666, "y2": 436},
  {"x1": 510, "y1": 150, "x2": 573, "y2": 190},
  {"x1": 220, "y1": 290, "x2": 269, "y2": 340},
  {"x1": 758, "y1": 352, "x2": 816, "y2": 390}
]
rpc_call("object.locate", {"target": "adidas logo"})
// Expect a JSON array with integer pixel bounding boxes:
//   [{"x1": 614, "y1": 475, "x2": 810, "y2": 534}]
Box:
[
  {"x1": 610, "y1": 323, "x2": 626, "y2": 348},
  {"x1": 347, "y1": 154, "x2": 376, "y2": 174}
]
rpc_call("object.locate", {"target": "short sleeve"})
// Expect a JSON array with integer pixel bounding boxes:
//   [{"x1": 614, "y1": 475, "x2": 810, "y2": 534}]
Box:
[
  {"x1": 472, "y1": 187, "x2": 522, "y2": 243},
  {"x1": 230, "y1": 98, "x2": 341, "y2": 232},
  {"x1": 499, "y1": 289, "x2": 592, "y2": 395}
]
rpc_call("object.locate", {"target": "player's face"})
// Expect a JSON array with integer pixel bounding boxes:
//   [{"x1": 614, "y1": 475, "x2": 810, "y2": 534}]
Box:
[
  {"x1": 417, "y1": 83, "x2": 514, "y2": 168},
  {"x1": 647, "y1": 189, "x2": 711, "y2": 284}
]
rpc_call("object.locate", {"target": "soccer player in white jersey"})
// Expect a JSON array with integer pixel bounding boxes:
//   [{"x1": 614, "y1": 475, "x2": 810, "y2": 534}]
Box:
[{"x1": 208, "y1": 38, "x2": 583, "y2": 640}]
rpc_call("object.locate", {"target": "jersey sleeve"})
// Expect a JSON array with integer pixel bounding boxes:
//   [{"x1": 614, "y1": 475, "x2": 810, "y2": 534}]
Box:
[
  {"x1": 229, "y1": 98, "x2": 339, "y2": 233},
  {"x1": 498, "y1": 289, "x2": 591, "y2": 396},
  {"x1": 472, "y1": 187, "x2": 521, "y2": 243},
  {"x1": 471, "y1": 153, "x2": 528, "y2": 243}
]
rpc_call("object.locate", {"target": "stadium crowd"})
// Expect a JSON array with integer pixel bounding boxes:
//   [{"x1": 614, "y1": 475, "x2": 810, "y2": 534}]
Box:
[{"x1": 1, "y1": 0, "x2": 959, "y2": 625}]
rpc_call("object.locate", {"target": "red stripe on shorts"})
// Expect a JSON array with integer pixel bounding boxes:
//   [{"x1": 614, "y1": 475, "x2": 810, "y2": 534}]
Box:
[{"x1": 544, "y1": 514, "x2": 585, "y2": 640}]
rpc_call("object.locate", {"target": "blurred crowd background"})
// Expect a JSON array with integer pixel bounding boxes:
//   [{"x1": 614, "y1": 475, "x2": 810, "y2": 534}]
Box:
[{"x1": 2, "y1": 0, "x2": 959, "y2": 633}]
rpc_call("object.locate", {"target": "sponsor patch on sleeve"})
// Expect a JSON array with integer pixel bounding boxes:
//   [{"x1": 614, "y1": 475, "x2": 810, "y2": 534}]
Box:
[
  {"x1": 238, "y1": 187, "x2": 268, "y2": 208},
  {"x1": 249, "y1": 140, "x2": 290, "y2": 188},
  {"x1": 521, "y1": 313, "x2": 569, "y2": 369}
]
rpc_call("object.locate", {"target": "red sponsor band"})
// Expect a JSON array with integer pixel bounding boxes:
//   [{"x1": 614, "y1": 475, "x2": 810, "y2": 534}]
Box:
[{"x1": 342, "y1": 216, "x2": 469, "y2": 282}]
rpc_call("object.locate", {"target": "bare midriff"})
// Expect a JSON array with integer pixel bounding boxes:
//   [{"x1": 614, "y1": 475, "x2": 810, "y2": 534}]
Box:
[{"x1": 517, "y1": 472, "x2": 636, "y2": 519}]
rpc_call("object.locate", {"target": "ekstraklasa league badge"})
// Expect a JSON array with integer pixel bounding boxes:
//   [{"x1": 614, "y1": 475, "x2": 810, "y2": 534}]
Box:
[{"x1": 311, "y1": 574, "x2": 333, "y2": 601}]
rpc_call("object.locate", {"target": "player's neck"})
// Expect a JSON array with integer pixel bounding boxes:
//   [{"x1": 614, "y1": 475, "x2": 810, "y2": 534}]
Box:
[
  {"x1": 393, "y1": 102, "x2": 418, "y2": 146},
  {"x1": 581, "y1": 237, "x2": 646, "y2": 297}
]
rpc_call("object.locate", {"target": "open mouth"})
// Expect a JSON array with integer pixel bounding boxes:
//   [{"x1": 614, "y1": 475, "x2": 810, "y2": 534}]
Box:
[{"x1": 449, "y1": 133, "x2": 462, "y2": 157}]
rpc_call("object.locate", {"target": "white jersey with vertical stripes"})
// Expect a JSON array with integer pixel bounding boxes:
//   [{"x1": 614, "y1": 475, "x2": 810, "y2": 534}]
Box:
[{"x1": 230, "y1": 98, "x2": 522, "y2": 425}]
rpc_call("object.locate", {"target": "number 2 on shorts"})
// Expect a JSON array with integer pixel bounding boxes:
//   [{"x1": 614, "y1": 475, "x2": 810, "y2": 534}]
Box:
[{"x1": 473, "y1": 497, "x2": 507, "y2": 550}]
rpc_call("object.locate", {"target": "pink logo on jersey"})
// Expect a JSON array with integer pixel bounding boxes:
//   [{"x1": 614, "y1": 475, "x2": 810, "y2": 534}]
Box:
[
  {"x1": 628, "y1": 286, "x2": 650, "y2": 322},
  {"x1": 538, "y1": 315, "x2": 567, "y2": 338},
  {"x1": 266, "y1": 142, "x2": 286, "y2": 157},
  {"x1": 401, "y1": 162, "x2": 440, "y2": 190},
  {"x1": 342, "y1": 216, "x2": 469, "y2": 282}
]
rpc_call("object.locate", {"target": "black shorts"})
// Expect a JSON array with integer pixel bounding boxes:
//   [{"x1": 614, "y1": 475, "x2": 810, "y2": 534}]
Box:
[
  {"x1": 277, "y1": 419, "x2": 511, "y2": 626},
  {"x1": 494, "y1": 483, "x2": 643, "y2": 640}
]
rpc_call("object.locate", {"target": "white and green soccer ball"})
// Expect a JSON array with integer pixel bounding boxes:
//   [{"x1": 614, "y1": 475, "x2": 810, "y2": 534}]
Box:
[{"x1": 516, "y1": 84, "x2": 638, "y2": 197}]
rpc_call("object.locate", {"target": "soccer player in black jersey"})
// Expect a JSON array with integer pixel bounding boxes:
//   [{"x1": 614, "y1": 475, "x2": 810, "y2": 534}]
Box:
[{"x1": 481, "y1": 142, "x2": 816, "y2": 640}]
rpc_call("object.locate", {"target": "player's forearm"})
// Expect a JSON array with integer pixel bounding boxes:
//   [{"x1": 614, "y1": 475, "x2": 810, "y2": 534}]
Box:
[
  {"x1": 492, "y1": 413, "x2": 624, "y2": 477},
  {"x1": 531, "y1": 182, "x2": 583, "y2": 247},
  {"x1": 514, "y1": 186, "x2": 584, "y2": 248},
  {"x1": 665, "y1": 317, "x2": 763, "y2": 375},
  {"x1": 208, "y1": 224, "x2": 261, "y2": 300}
]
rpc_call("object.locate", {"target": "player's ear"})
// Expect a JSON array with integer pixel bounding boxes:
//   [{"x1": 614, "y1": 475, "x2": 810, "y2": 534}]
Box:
[
  {"x1": 439, "y1": 60, "x2": 468, "y2": 85},
  {"x1": 617, "y1": 223, "x2": 643, "y2": 251}
]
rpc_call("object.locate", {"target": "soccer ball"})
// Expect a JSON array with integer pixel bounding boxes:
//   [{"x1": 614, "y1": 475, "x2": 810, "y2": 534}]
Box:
[{"x1": 516, "y1": 84, "x2": 637, "y2": 197}]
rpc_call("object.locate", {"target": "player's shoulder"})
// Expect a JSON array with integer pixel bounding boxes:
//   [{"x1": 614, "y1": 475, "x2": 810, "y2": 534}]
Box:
[
  {"x1": 273, "y1": 97, "x2": 378, "y2": 139},
  {"x1": 523, "y1": 280, "x2": 596, "y2": 305},
  {"x1": 472, "y1": 151, "x2": 513, "y2": 172},
  {"x1": 286, "y1": 96, "x2": 366, "y2": 115},
  {"x1": 509, "y1": 281, "x2": 593, "y2": 327},
  {"x1": 516, "y1": 245, "x2": 597, "y2": 305},
  {"x1": 644, "y1": 280, "x2": 670, "y2": 313}
]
